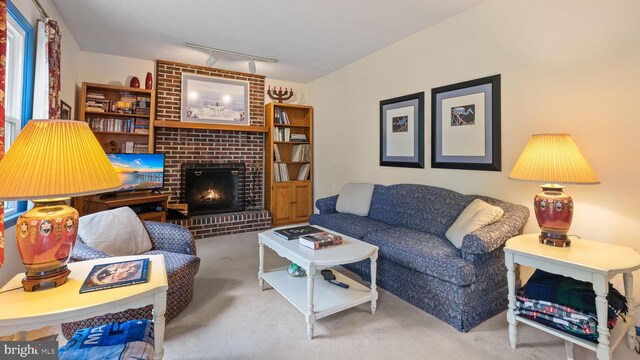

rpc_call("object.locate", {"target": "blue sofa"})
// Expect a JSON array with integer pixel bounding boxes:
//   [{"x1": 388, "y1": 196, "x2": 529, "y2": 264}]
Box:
[{"x1": 310, "y1": 184, "x2": 529, "y2": 332}]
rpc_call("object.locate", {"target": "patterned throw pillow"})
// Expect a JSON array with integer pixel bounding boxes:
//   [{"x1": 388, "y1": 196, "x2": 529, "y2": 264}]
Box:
[{"x1": 445, "y1": 199, "x2": 504, "y2": 249}]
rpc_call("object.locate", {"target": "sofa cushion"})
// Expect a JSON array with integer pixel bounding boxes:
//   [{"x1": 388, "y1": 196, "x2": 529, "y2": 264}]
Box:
[
  {"x1": 309, "y1": 213, "x2": 394, "y2": 239},
  {"x1": 368, "y1": 184, "x2": 473, "y2": 238},
  {"x1": 446, "y1": 199, "x2": 504, "y2": 249},
  {"x1": 78, "y1": 207, "x2": 152, "y2": 256},
  {"x1": 336, "y1": 183, "x2": 375, "y2": 216},
  {"x1": 363, "y1": 227, "x2": 476, "y2": 286}
]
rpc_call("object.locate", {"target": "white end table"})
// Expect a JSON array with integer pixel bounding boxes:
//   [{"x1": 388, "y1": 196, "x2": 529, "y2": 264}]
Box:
[
  {"x1": 0, "y1": 254, "x2": 168, "y2": 360},
  {"x1": 258, "y1": 226, "x2": 378, "y2": 339},
  {"x1": 505, "y1": 234, "x2": 640, "y2": 360}
]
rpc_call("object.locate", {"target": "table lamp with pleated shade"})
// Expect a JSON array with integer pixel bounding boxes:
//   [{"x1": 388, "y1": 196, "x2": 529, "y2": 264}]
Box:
[
  {"x1": 0, "y1": 120, "x2": 121, "y2": 291},
  {"x1": 509, "y1": 133, "x2": 599, "y2": 247}
]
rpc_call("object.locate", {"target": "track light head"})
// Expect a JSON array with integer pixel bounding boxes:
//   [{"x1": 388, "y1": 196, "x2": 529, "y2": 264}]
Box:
[
  {"x1": 205, "y1": 52, "x2": 217, "y2": 67},
  {"x1": 248, "y1": 59, "x2": 256, "y2": 74}
]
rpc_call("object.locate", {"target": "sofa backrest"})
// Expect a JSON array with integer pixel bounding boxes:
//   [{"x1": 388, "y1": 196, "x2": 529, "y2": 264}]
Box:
[{"x1": 368, "y1": 184, "x2": 474, "y2": 238}]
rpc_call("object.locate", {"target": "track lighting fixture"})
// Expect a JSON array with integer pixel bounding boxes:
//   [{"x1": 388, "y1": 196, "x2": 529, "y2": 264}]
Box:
[
  {"x1": 186, "y1": 42, "x2": 277, "y2": 74},
  {"x1": 205, "y1": 52, "x2": 217, "y2": 67}
]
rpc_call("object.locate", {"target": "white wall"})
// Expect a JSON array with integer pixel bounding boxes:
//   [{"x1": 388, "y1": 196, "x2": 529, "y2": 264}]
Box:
[
  {"x1": 1, "y1": 0, "x2": 83, "y2": 284},
  {"x1": 307, "y1": 0, "x2": 640, "y2": 309}
]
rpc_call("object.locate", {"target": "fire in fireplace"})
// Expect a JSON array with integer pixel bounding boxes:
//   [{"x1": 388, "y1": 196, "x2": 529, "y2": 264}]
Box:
[{"x1": 182, "y1": 163, "x2": 245, "y2": 216}]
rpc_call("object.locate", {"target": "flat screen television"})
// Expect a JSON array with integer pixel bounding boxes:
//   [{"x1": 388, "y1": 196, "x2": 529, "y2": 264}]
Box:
[{"x1": 107, "y1": 153, "x2": 165, "y2": 193}]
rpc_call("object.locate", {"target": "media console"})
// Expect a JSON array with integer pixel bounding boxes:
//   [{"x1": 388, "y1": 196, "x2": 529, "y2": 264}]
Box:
[{"x1": 74, "y1": 193, "x2": 169, "y2": 222}]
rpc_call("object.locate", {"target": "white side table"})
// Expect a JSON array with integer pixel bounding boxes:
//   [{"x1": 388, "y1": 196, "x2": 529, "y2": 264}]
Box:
[
  {"x1": 504, "y1": 234, "x2": 640, "y2": 360},
  {"x1": 0, "y1": 254, "x2": 168, "y2": 360}
]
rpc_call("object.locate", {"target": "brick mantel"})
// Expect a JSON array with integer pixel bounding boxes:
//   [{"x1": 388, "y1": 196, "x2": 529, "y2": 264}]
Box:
[{"x1": 154, "y1": 60, "x2": 271, "y2": 238}]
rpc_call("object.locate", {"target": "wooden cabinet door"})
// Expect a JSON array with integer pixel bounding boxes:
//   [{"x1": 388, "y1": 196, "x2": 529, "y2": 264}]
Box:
[
  {"x1": 292, "y1": 182, "x2": 312, "y2": 223},
  {"x1": 272, "y1": 183, "x2": 294, "y2": 225}
]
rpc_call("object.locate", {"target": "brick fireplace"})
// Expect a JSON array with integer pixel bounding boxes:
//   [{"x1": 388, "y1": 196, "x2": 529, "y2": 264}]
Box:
[{"x1": 154, "y1": 60, "x2": 271, "y2": 238}]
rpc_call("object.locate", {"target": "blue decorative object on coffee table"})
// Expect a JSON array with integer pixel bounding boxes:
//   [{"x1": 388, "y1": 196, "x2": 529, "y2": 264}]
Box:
[{"x1": 287, "y1": 263, "x2": 306, "y2": 277}]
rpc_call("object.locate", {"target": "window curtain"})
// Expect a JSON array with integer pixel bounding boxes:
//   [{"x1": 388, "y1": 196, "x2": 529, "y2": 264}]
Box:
[
  {"x1": 0, "y1": 0, "x2": 7, "y2": 268},
  {"x1": 32, "y1": 18, "x2": 61, "y2": 119}
]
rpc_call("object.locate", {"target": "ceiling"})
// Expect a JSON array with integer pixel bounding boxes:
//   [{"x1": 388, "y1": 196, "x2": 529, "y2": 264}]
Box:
[{"x1": 51, "y1": 0, "x2": 482, "y2": 83}]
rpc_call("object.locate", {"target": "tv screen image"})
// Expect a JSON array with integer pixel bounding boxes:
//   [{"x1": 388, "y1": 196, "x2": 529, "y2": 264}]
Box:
[{"x1": 107, "y1": 153, "x2": 165, "y2": 192}]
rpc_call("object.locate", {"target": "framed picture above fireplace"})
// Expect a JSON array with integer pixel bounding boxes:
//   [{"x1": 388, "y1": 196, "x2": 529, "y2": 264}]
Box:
[{"x1": 180, "y1": 73, "x2": 250, "y2": 126}]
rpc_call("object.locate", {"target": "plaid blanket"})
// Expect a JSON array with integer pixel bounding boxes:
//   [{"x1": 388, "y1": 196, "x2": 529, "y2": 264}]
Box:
[
  {"x1": 516, "y1": 292, "x2": 604, "y2": 342},
  {"x1": 520, "y1": 269, "x2": 628, "y2": 321}
]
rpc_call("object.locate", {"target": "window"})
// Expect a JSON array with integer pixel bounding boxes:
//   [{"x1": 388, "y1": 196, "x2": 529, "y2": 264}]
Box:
[{"x1": 3, "y1": 1, "x2": 34, "y2": 226}]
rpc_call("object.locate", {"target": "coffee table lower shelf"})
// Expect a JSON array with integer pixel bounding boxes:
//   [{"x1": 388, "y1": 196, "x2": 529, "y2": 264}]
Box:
[{"x1": 262, "y1": 268, "x2": 372, "y2": 319}]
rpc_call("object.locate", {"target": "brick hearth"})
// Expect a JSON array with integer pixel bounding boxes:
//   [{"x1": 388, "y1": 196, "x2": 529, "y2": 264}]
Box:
[{"x1": 154, "y1": 60, "x2": 272, "y2": 238}]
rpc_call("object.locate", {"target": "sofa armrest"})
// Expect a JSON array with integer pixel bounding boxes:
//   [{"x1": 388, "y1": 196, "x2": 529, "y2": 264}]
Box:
[
  {"x1": 315, "y1": 195, "x2": 339, "y2": 214},
  {"x1": 143, "y1": 221, "x2": 196, "y2": 256},
  {"x1": 70, "y1": 240, "x2": 111, "y2": 262},
  {"x1": 461, "y1": 200, "x2": 529, "y2": 255}
]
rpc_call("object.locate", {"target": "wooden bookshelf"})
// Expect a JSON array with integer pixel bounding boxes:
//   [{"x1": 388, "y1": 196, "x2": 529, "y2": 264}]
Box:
[
  {"x1": 79, "y1": 82, "x2": 155, "y2": 154},
  {"x1": 265, "y1": 102, "x2": 313, "y2": 226}
]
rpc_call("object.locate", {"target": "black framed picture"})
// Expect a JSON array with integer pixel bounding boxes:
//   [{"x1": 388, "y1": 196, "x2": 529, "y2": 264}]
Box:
[
  {"x1": 379, "y1": 92, "x2": 424, "y2": 168},
  {"x1": 431, "y1": 74, "x2": 501, "y2": 171},
  {"x1": 60, "y1": 100, "x2": 72, "y2": 120}
]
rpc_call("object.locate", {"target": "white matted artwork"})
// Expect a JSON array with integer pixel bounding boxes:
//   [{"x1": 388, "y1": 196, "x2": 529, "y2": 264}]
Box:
[
  {"x1": 441, "y1": 92, "x2": 486, "y2": 156},
  {"x1": 379, "y1": 92, "x2": 424, "y2": 168},
  {"x1": 180, "y1": 73, "x2": 249, "y2": 126},
  {"x1": 431, "y1": 75, "x2": 501, "y2": 171}
]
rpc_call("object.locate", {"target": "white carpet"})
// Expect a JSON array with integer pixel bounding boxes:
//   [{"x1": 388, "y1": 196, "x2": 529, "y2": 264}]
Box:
[{"x1": 163, "y1": 231, "x2": 639, "y2": 360}]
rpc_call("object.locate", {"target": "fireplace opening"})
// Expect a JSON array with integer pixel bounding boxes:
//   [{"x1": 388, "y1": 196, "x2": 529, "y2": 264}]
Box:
[{"x1": 182, "y1": 163, "x2": 245, "y2": 216}]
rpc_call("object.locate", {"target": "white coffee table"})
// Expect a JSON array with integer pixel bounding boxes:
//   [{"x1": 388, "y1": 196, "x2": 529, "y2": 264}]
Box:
[
  {"x1": 0, "y1": 254, "x2": 168, "y2": 360},
  {"x1": 258, "y1": 226, "x2": 379, "y2": 339}
]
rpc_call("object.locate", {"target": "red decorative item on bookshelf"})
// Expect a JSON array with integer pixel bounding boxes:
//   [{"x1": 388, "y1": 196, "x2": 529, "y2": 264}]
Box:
[
  {"x1": 129, "y1": 77, "x2": 140, "y2": 88},
  {"x1": 145, "y1": 72, "x2": 153, "y2": 90},
  {"x1": 267, "y1": 85, "x2": 294, "y2": 103}
]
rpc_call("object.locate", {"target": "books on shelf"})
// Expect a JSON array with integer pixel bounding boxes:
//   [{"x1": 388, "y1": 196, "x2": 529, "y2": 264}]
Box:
[
  {"x1": 274, "y1": 163, "x2": 289, "y2": 182},
  {"x1": 299, "y1": 231, "x2": 343, "y2": 249},
  {"x1": 291, "y1": 144, "x2": 310, "y2": 162},
  {"x1": 290, "y1": 133, "x2": 308, "y2": 142},
  {"x1": 79, "y1": 258, "x2": 150, "y2": 294},
  {"x1": 274, "y1": 144, "x2": 282, "y2": 162},
  {"x1": 274, "y1": 108, "x2": 291, "y2": 125},
  {"x1": 273, "y1": 127, "x2": 291, "y2": 142},
  {"x1": 297, "y1": 163, "x2": 310, "y2": 180},
  {"x1": 273, "y1": 225, "x2": 321, "y2": 240}
]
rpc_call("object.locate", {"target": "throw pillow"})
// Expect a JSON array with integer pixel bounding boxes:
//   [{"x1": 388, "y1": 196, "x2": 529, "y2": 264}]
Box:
[
  {"x1": 445, "y1": 199, "x2": 504, "y2": 249},
  {"x1": 336, "y1": 183, "x2": 375, "y2": 216},
  {"x1": 78, "y1": 207, "x2": 153, "y2": 256}
]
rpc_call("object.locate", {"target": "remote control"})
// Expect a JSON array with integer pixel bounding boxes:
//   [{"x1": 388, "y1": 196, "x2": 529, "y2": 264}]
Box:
[{"x1": 328, "y1": 279, "x2": 349, "y2": 289}]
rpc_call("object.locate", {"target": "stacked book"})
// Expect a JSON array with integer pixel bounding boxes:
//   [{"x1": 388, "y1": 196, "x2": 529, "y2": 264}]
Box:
[
  {"x1": 89, "y1": 118, "x2": 135, "y2": 133},
  {"x1": 299, "y1": 231, "x2": 343, "y2": 250},
  {"x1": 291, "y1": 144, "x2": 310, "y2": 162},
  {"x1": 274, "y1": 108, "x2": 291, "y2": 124},
  {"x1": 274, "y1": 163, "x2": 290, "y2": 182},
  {"x1": 86, "y1": 92, "x2": 108, "y2": 112},
  {"x1": 135, "y1": 96, "x2": 151, "y2": 115},
  {"x1": 290, "y1": 133, "x2": 308, "y2": 142},
  {"x1": 133, "y1": 143, "x2": 148, "y2": 154},
  {"x1": 134, "y1": 119, "x2": 150, "y2": 134}
]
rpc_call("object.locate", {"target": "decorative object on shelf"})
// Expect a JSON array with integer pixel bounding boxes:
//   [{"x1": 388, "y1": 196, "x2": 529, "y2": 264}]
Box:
[
  {"x1": 379, "y1": 92, "x2": 425, "y2": 168},
  {"x1": 129, "y1": 77, "x2": 140, "y2": 88},
  {"x1": 431, "y1": 74, "x2": 501, "y2": 171},
  {"x1": 181, "y1": 73, "x2": 249, "y2": 126},
  {"x1": 0, "y1": 120, "x2": 121, "y2": 291},
  {"x1": 267, "y1": 85, "x2": 294, "y2": 103},
  {"x1": 509, "y1": 133, "x2": 599, "y2": 247},
  {"x1": 287, "y1": 263, "x2": 306, "y2": 277},
  {"x1": 145, "y1": 72, "x2": 153, "y2": 90},
  {"x1": 60, "y1": 100, "x2": 72, "y2": 120}
]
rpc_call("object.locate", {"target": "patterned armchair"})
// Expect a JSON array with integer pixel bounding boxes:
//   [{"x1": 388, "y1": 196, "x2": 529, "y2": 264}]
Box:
[{"x1": 61, "y1": 221, "x2": 201, "y2": 339}]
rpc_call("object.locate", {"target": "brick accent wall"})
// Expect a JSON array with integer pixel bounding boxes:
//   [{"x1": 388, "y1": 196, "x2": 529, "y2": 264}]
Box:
[{"x1": 154, "y1": 60, "x2": 271, "y2": 238}]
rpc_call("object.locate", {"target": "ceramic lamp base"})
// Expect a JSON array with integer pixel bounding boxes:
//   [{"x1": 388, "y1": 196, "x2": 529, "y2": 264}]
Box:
[
  {"x1": 16, "y1": 199, "x2": 79, "y2": 291},
  {"x1": 533, "y1": 184, "x2": 573, "y2": 248}
]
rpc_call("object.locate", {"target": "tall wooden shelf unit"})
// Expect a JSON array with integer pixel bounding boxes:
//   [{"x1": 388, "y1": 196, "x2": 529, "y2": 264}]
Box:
[
  {"x1": 79, "y1": 82, "x2": 155, "y2": 154},
  {"x1": 265, "y1": 102, "x2": 313, "y2": 226}
]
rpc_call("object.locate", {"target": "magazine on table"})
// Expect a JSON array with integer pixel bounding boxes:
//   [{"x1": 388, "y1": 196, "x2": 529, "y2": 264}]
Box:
[
  {"x1": 299, "y1": 231, "x2": 343, "y2": 249},
  {"x1": 273, "y1": 225, "x2": 322, "y2": 240},
  {"x1": 79, "y1": 258, "x2": 150, "y2": 294}
]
